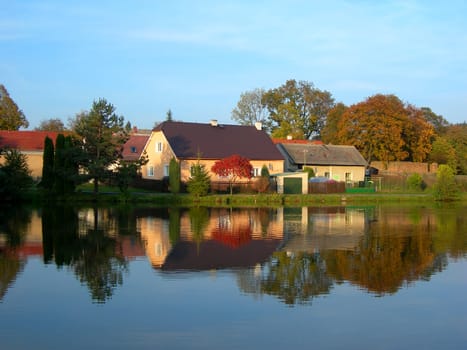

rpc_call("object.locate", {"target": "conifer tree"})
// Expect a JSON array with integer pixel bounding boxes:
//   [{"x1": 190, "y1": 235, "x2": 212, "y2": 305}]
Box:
[{"x1": 41, "y1": 136, "x2": 55, "y2": 190}]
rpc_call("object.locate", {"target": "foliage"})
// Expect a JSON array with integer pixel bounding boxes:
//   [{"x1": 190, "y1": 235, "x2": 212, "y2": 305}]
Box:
[
  {"x1": 421, "y1": 107, "x2": 449, "y2": 135},
  {"x1": 254, "y1": 166, "x2": 271, "y2": 193},
  {"x1": 432, "y1": 165, "x2": 460, "y2": 201},
  {"x1": 40, "y1": 136, "x2": 55, "y2": 190},
  {"x1": 262, "y1": 79, "x2": 334, "y2": 139},
  {"x1": 53, "y1": 133, "x2": 66, "y2": 194},
  {"x1": 35, "y1": 118, "x2": 65, "y2": 132},
  {"x1": 187, "y1": 161, "x2": 211, "y2": 197},
  {"x1": 321, "y1": 102, "x2": 347, "y2": 143},
  {"x1": 166, "y1": 109, "x2": 173, "y2": 121},
  {"x1": 406, "y1": 173, "x2": 425, "y2": 191},
  {"x1": 336, "y1": 94, "x2": 433, "y2": 165},
  {"x1": 0, "y1": 148, "x2": 33, "y2": 200},
  {"x1": 169, "y1": 157, "x2": 181, "y2": 194},
  {"x1": 115, "y1": 151, "x2": 148, "y2": 197},
  {"x1": 430, "y1": 136, "x2": 458, "y2": 170},
  {"x1": 260, "y1": 164, "x2": 270, "y2": 178},
  {"x1": 231, "y1": 88, "x2": 271, "y2": 132},
  {"x1": 0, "y1": 84, "x2": 29, "y2": 130},
  {"x1": 189, "y1": 206, "x2": 210, "y2": 245},
  {"x1": 303, "y1": 166, "x2": 315, "y2": 179},
  {"x1": 211, "y1": 154, "x2": 253, "y2": 195},
  {"x1": 71, "y1": 98, "x2": 130, "y2": 194},
  {"x1": 444, "y1": 123, "x2": 467, "y2": 175}
]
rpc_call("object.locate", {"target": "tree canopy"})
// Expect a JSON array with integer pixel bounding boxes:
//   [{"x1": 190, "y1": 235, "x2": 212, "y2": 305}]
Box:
[
  {"x1": 262, "y1": 79, "x2": 334, "y2": 140},
  {"x1": 0, "y1": 85, "x2": 29, "y2": 130},
  {"x1": 71, "y1": 98, "x2": 131, "y2": 194},
  {"x1": 35, "y1": 118, "x2": 66, "y2": 132},
  {"x1": 231, "y1": 88, "x2": 271, "y2": 132},
  {"x1": 336, "y1": 94, "x2": 434, "y2": 165},
  {"x1": 211, "y1": 154, "x2": 253, "y2": 195}
]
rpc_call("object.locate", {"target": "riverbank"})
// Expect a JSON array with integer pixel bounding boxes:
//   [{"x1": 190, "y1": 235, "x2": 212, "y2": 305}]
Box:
[{"x1": 22, "y1": 190, "x2": 467, "y2": 207}]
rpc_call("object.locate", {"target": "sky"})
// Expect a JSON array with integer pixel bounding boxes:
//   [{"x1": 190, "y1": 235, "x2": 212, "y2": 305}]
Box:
[{"x1": 1, "y1": 0, "x2": 467, "y2": 130}]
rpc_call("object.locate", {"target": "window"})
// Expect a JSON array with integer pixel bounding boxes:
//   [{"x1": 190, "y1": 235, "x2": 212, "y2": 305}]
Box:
[
  {"x1": 345, "y1": 172, "x2": 352, "y2": 182},
  {"x1": 268, "y1": 163, "x2": 273, "y2": 171},
  {"x1": 156, "y1": 142, "x2": 163, "y2": 152},
  {"x1": 163, "y1": 164, "x2": 169, "y2": 177},
  {"x1": 147, "y1": 166, "x2": 154, "y2": 177},
  {"x1": 324, "y1": 171, "x2": 330, "y2": 178},
  {"x1": 253, "y1": 168, "x2": 261, "y2": 177},
  {"x1": 130, "y1": 146, "x2": 137, "y2": 153}
]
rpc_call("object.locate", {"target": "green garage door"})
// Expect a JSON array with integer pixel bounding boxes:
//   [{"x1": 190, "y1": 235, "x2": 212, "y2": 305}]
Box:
[{"x1": 283, "y1": 177, "x2": 302, "y2": 194}]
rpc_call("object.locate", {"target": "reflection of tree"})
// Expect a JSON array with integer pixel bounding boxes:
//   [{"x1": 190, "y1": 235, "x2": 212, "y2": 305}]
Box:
[
  {"x1": 0, "y1": 252, "x2": 25, "y2": 300},
  {"x1": 260, "y1": 251, "x2": 333, "y2": 305},
  {"x1": 0, "y1": 206, "x2": 31, "y2": 247},
  {"x1": 324, "y1": 222, "x2": 436, "y2": 295},
  {"x1": 41, "y1": 206, "x2": 129, "y2": 303},
  {"x1": 212, "y1": 225, "x2": 252, "y2": 248},
  {"x1": 433, "y1": 206, "x2": 467, "y2": 259},
  {"x1": 169, "y1": 208, "x2": 181, "y2": 245},
  {"x1": 189, "y1": 207, "x2": 209, "y2": 246}
]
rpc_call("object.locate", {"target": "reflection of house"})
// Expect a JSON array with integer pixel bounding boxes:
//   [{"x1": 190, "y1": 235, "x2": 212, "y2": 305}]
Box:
[
  {"x1": 276, "y1": 141, "x2": 367, "y2": 183},
  {"x1": 0, "y1": 130, "x2": 61, "y2": 179},
  {"x1": 282, "y1": 207, "x2": 367, "y2": 252},
  {"x1": 141, "y1": 121, "x2": 284, "y2": 182},
  {"x1": 138, "y1": 208, "x2": 285, "y2": 270}
]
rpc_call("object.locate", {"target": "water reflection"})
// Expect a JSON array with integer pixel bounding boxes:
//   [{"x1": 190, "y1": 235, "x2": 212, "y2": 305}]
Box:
[{"x1": 0, "y1": 204, "x2": 466, "y2": 305}]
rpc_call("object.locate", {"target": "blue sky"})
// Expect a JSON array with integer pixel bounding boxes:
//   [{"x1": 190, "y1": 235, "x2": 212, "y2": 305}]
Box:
[{"x1": 2, "y1": 0, "x2": 466, "y2": 129}]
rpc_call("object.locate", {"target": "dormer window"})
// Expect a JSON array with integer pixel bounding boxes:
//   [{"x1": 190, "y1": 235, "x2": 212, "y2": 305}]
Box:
[{"x1": 130, "y1": 146, "x2": 137, "y2": 153}]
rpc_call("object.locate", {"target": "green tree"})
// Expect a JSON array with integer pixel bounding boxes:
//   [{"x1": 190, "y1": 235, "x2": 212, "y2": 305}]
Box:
[
  {"x1": 115, "y1": 151, "x2": 148, "y2": 198},
  {"x1": 187, "y1": 160, "x2": 211, "y2": 197},
  {"x1": 321, "y1": 102, "x2": 347, "y2": 143},
  {"x1": 169, "y1": 157, "x2": 181, "y2": 194},
  {"x1": 231, "y1": 88, "x2": 271, "y2": 132},
  {"x1": 262, "y1": 79, "x2": 335, "y2": 139},
  {"x1": 444, "y1": 123, "x2": 467, "y2": 175},
  {"x1": 71, "y1": 99, "x2": 130, "y2": 194},
  {"x1": 406, "y1": 173, "x2": 425, "y2": 191},
  {"x1": 0, "y1": 148, "x2": 33, "y2": 201},
  {"x1": 166, "y1": 109, "x2": 173, "y2": 121},
  {"x1": 53, "y1": 133, "x2": 66, "y2": 195},
  {"x1": 0, "y1": 85, "x2": 28, "y2": 130},
  {"x1": 430, "y1": 136, "x2": 457, "y2": 170},
  {"x1": 432, "y1": 164, "x2": 460, "y2": 201},
  {"x1": 421, "y1": 107, "x2": 449, "y2": 135},
  {"x1": 35, "y1": 118, "x2": 65, "y2": 132},
  {"x1": 63, "y1": 135, "x2": 79, "y2": 194},
  {"x1": 40, "y1": 136, "x2": 55, "y2": 190}
]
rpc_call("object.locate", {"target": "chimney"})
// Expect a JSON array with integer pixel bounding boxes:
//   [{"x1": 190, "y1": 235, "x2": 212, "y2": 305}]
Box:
[
  {"x1": 255, "y1": 121, "x2": 262, "y2": 130},
  {"x1": 210, "y1": 119, "x2": 218, "y2": 127}
]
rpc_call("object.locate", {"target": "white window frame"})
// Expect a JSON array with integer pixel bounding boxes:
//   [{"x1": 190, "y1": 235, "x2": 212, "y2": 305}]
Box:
[
  {"x1": 163, "y1": 164, "x2": 169, "y2": 177},
  {"x1": 253, "y1": 167, "x2": 261, "y2": 177},
  {"x1": 148, "y1": 166, "x2": 154, "y2": 177},
  {"x1": 156, "y1": 142, "x2": 163, "y2": 153}
]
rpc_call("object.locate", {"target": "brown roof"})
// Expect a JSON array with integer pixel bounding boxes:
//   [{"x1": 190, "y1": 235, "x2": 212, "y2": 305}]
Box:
[
  {"x1": 154, "y1": 121, "x2": 284, "y2": 160},
  {"x1": 279, "y1": 143, "x2": 367, "y2": 166},
  {"x1": 0, "y1": 131, "x2": 62, "y2": 151},
  {"x1": 122, "y1": 134, "x2": 150, "y2": 161}
]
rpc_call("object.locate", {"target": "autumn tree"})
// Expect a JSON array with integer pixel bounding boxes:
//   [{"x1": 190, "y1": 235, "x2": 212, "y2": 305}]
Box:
[
  {"x1": 211, "y1": 154, "x2": 253, "y2": 195},
  {"x1": 71, "y1": 98, "x2": 131, "y2": 194},
  {"x1": 0, "y1": 85, "x2": 29, "y2": 130},
  {"x1": 403, "y1": 105, "x2": 434, "y2": 162},
  {"x1": 421, "y1": 107, "x2": 449, "y2": 135},
  {"x1": 35, "y1": 118, "x2": 66, "y2": 132},
  {"x1": 430, "y1": 136, "x2": 458, "y2": 170},
  {"x1": 321, "y1": 102, "x2": 347, "y2": 143},
  {"x1": 231, "y1": 88, "x2": 271, "y2": 132},
  {"x1": 262, "y1": 79, "x2": 334, "y2": 139}
]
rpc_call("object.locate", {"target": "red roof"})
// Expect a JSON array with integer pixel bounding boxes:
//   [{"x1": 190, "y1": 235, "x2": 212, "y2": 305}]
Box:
[
  {"x1": 0, "y1": 131, "x2": 62, "y2": 151},
  {"x1": 122, "y1": 134, "x2": 150, "y2": 161},
  {"x1": 154, "y1": 121, "x2": 284, "y2": 160}
]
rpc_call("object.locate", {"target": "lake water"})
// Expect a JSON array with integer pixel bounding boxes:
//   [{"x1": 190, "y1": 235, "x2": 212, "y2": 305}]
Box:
[{"x1": 0, "y1": 204, "x2": 466, "y2": 350}]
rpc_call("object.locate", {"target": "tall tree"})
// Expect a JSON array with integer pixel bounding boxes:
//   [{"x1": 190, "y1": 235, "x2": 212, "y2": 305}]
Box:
[
  {"x1": 187, "y1": 160, "x2": 211, "y2": 198},
  {"x1": 0, "y1": 148, "x2": 33, "y2": 200},
  {"x1": 211, "y1": 154, "x2": 253, "y2": 195},
  {"x1": 40, "y1": 136, "x2": 55, "y2": 191},
  {"x1": 169, "y1": 157, "x2": 181, "y2": 194},
  {"x1": 421, "y1": 107, "x2": 449, "y2": 135},
  {"x1": 403, "y1": 105, "x2": 435, "y2": 162},
  {"x1": 53, "y1": 133, "x2": 66, "y2": 195},
  {"x1": 0, "y1": 85, "x2": 29, "y2": 130},
  {"x1": 231, "y1": 88, "x2": 271, "y2": 132},
  {"x1": 321, "y1": 102, "x2": 347, "y2": 143},
  {"x1": 35, "y1": 118, "x2": 66, "y2": 132},
  {"x1": 166, "y1": 109, "x2": 173, "y2": 121},
  {"x1": 336, "y1": 94, "x2": 408, "y2": 165},
  {"x1": 71, "y1": 98, "x2": 130, "y2": 194},
  {"x1": 444, "y1": 123, "x2": 467, "y2": 174},
  {"x1": 262, "y1": 79, "x2": 334, "y2": 139}
]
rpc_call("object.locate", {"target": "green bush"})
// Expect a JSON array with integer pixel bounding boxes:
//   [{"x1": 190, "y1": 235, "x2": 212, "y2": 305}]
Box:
[
  {"x1": 432, "y1": 165, "x2": 460, "y2": 201},
  {"x1": 406, "y1": 173, "x2": 425, "y2": 191}
]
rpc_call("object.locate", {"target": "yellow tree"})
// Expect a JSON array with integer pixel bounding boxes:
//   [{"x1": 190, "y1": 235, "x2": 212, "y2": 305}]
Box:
[
  {"x1": 404, "y1": 105, "x2": 435, "y2": 162},
  {"x1": 336, "y1": 94, "x2": 408, "y2": 166}
]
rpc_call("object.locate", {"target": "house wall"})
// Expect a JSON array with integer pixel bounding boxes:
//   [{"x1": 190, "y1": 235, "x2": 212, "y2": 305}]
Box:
[
  {"x1": 310, "y1": 165, "x2": 365, "y2": 182},
  {"x1": 180, "y1": 159, "x2": 284, "y2": 182},
  {"x1": 140, "y1": 131, "x2": 175, "y2": 180},
  {"x1": 0, "y1": 151, "x2": 44, "y2": 180}
]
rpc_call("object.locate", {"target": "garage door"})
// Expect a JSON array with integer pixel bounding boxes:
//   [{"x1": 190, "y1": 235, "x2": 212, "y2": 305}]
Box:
[{"x1": 283, "y1": 177, "x2": 302, "y2": 194}]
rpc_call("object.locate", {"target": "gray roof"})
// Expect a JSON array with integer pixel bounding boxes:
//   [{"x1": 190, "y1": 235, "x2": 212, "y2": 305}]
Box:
[{"x1": 278, "y1": 143, "x2": 367, "y2": 166}]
